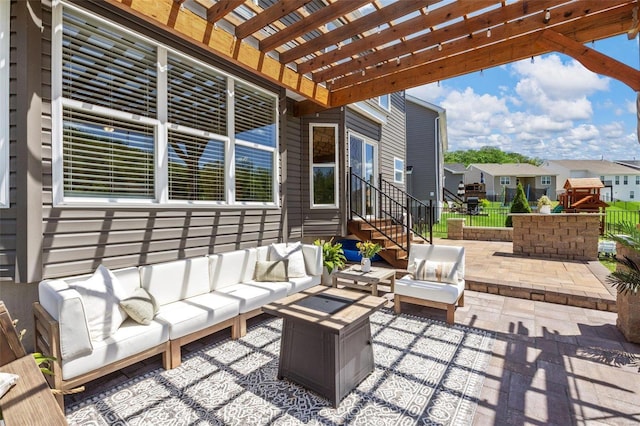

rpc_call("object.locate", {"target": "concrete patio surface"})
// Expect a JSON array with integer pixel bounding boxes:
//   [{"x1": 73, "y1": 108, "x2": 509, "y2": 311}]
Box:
[{"x1": 64, "y1": 239, "x2": 640, "y2": 425}]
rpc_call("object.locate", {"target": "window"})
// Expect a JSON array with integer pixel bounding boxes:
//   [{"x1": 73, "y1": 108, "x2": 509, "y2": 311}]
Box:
[
  {"x1": 394, "y1": 157, "x2": 404, "y2": 183},
  {"x1": 310, "y1": 124, "x2": 338, "y2": 207},
  {"x1": 500, "y1": 176, "x2": 510, "y2": 185},
  {"x1": 53, "y1": 5, "x2": 278, "y2": 206},
  {"x1": 631, "y1": 190, "x2": 635, "y2": 199},
  {"x1": 0, "y1": 0, "x2": 9, "y2": 208},
  {"x1": 600, "y1": 176, "x2": 605, "y2": 182},
  {"x1": 636, "y1": 176, "x2": 640, "y2": 185},
  {"x1": 624, "y1": 176, "x2": 628, "y2": 185},
  {"x1": 615, "y1": 176, "x2": 620, "y2": 185},
  {"x1": 541, "y1": 176, "x2": 551, "y2": 185},
  {"x1": 378, "y1": 94, "x2": 390, "y2": 110}
]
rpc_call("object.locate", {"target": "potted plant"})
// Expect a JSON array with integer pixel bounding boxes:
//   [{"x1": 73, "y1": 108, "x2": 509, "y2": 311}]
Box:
[
  {"x1": 537, "y1": 195, "x2": 553, "y2": 214},
  {"x1": 606, "y1": 222, "x2": 640, "y2": 343},
  {"x1": 314, "y1": 238, "x2": 347, "y2": 285},
  {"x1": 356, "y1": 240, "x2": 383, "y2": 273}
]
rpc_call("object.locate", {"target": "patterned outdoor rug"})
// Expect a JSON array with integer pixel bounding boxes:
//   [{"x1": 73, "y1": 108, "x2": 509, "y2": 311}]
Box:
[{"x1": 66, "y1": 310, "x2": 495, "y2": 425}]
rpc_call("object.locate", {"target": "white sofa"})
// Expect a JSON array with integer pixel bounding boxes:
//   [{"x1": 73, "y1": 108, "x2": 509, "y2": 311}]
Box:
[
  {"x1": 34, "y1": 242, "x2": 322, "y2": 402},
  {"x1": 394, "y1": 244, "x2": 465, "y2": 324}
]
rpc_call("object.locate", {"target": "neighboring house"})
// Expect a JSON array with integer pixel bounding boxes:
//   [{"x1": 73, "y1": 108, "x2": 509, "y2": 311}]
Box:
[
  {"x1": 466, "y1": 163, "x2": 557, "y2": 203},
  {"x1": 1, "y1": 3, "x2": 407, "y2": 334},
  {"x1": 405, "y1": 96, "x2": 447, "y2": 210},
  {"x1": 444, "y1": 163, "x2": 468, "y2": 201},
  {"x1": 543, "y1": 160, "x2": 640, "y2": 202}
]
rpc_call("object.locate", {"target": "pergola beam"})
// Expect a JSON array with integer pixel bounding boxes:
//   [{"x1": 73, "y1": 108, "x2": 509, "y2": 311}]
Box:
[
  {"x1": 104, "y1": 0, "x2": 329, "y2": 107},
  {"x1": 235, "y1": 0, "x2": 311, "y2": 40},
  {"x1": 279, "y1": 0, "x2": 432, "y2": 64},
  {"x1": 328, "y1": 4, "x2": 634, "y2": 109},
  {"x1": 536, "y1": 29, "x2": 640, "y2": 92},
  {"x1": 205, "y1": 0, "x2": 245, "y2": 24}
]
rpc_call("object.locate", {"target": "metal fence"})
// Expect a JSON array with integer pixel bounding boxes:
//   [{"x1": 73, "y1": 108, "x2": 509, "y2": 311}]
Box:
[{"x1": 422, "y1": 205, "x2": 640, "y2": 237}]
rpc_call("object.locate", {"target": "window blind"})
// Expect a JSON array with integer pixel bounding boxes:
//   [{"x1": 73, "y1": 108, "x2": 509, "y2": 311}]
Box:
[
  {"x1": 62, "y1": 11, "x2": 157, "y2": 116},
  {"x1": 234, "y1": 82, "x2": 276, "y2": 147},
  {"x1": 63, "y1": 109, "x2": 154, "y2": 198},
  {"x1": 168, "y1": 55, "x2": 227, "y2": 135},
  {"x1": 168, "y1": 131, "x2": 225, "y2": 201}
]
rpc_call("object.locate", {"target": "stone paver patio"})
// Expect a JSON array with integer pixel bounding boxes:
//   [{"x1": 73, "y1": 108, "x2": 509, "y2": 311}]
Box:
[{"x1": 65, "y1": 239, "x2": 640, "y2": 425}]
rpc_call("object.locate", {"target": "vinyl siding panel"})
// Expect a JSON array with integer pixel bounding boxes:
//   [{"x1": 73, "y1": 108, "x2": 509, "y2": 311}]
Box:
[
  {"x1": 380, "y1": 92, "x2": 406, "y2": 190},
  {"x1": 406, "y1": 101, "x2": 439, "y2": 202},
  {"x1": 0, "y1": 3, "x2": 17, "y2": 282},
  {"x1": 285, "y1": 99, "x2": 303, "y2": 240},
  {"x1": 301, "y1": 108, "x2": 343, "y2": 237},
  {"x1": 37, "y1": 3, "x2": 286, "y2": 280}
]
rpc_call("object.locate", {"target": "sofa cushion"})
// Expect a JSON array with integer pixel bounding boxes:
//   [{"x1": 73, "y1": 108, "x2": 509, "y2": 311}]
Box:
[
  {"x1": 69, "y1": 265, "x2": 129, "y2": 341},
  {"x1": 269, "y1": 242, "x2": 306, "y2": 278},
  {"x1": 209, "y1": 249, "x2": 258, "y2": 290},
  {"x1": 255, "y1": 260, "x2": 289, "y2": 282},
  {"x1": 287, "y1": 275, "x2": 321, "y2": 295},
  {"x1": 414, "y1": 259, "x2": 458, "y2": 284},
  {"x1": 39, "y1": 279, "x2": 94, "y2": 362},
  {"x1": 154, "y1": 292, "x2": 240, "y2": 340},
  {"x1": 120, "y1": 288, "x2": 159, "y2": 325},
  {"x1": 140, "y1": 257, "x2": 210, "y2": 306},
  {"x1": 216, "y1": 282, "x2": 288, "y2": 313},
  {"x1": 61, "y1": 318, "x2": 169, "y2": 381},
  {"x1": 395, "y1": 276, "x2": 465, "y2": 305}
]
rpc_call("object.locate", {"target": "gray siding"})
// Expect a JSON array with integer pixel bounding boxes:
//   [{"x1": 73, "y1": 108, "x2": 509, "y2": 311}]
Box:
[
  {"x1": 380, "y1": 92, "x2": 406, "y2": 191},
  {"x1": 285, "y1": 99, "x2": 303, "y2": 240},
  {"x1": 406, "y1": 101, "x2": 439, "y2": 202},
  {"x1": 18, "y1": 2, "x2": 288, "y2": 282},
  {"x1": 301, "y1": 108, "x2": 344, "y2": 236}
]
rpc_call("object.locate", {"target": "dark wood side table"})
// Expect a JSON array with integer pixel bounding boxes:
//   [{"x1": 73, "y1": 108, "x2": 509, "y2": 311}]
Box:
[
  {"x1": 0, "y1": 355, "x2": 68, "y2": 425},
  {"x1": 263, "y1": 286, "x2": 386, "y2": 408}
]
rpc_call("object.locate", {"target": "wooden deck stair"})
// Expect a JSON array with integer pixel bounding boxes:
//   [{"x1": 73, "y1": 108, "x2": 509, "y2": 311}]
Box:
[{"x1": 348, "y1": 219, "x2": 426, "y2": 270}]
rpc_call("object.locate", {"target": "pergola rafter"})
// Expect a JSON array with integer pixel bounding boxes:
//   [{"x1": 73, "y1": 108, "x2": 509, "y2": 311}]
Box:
[{"x1": 101, "y1": 0, "x2": 638, "y2": 114}]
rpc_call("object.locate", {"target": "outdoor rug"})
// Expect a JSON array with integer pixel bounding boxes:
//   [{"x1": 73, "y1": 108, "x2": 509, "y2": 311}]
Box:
[{"x1": 66, "y1": 310, "x2": 495, "y2": 425}]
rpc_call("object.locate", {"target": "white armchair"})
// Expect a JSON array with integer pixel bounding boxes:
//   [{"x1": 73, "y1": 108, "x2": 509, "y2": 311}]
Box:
[{"x1": 394, "y1": 244, "x2": 465, "y2": 324}]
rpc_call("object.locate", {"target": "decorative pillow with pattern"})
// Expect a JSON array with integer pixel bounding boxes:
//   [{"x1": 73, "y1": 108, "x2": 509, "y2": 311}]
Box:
[
  {"x1": 413, "y1": 258, "x2": 458, "y2": 284},
  {"x1": 255, "y1": 260, "x2": 289, "y2": 282}
]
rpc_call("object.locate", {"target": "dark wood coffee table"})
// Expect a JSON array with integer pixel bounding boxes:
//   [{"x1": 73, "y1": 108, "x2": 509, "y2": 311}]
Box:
[{"x1": 263, "y1": 286, "x2": 387, "y2": 407}]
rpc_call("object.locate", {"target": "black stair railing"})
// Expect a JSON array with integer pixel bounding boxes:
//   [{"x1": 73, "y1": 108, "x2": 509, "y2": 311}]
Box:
[{"x1": 349, "y1": 169, "x2": 432, "y2": 254}]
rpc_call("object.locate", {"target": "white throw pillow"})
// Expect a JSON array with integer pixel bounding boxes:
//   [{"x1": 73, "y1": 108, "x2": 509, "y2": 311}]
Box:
[
  {"x1": 0, "y1": 372, "x2": 18, "y2": 398},
  {"x1": 413, "y1": 258, "x2": 458, "y2": 284},
  {"x1": 70, "y1": 265, "x2": 128, "y2": 341},
  {"x1": 269, "y1": 242, "x2": 306, "y2": 278}
]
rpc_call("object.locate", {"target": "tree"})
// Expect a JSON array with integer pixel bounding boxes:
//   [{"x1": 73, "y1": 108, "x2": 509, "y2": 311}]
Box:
[
  {"x1": 506, "y1": 182, "x2": 531, "y2": 227},
  {"x1": 444, "y1": 146, "x2": 541, "y2": 166}
]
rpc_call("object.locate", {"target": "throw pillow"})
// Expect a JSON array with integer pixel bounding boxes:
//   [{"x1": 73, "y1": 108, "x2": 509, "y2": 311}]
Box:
[
  {"x1": 120, "y1": 288, "x2": 159, "y2": 325},
  {"x1": 70, "y1": 265, "x2": 128, "y2": 341},
  {"x1": 0, "y1": 372, "x2": 18, "y2": 399},
  {"x1": 255, "y1": 260, "x2": 289, "y2": 282},
  {"x1": 413, "y1": 258, "x2": 458, "y2": 284},
  {"x1": 269, "y1": 242, "x2": 306, "y2": 278}
]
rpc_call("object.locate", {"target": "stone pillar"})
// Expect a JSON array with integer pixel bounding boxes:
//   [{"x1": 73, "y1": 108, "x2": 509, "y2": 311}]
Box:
[
  {"x1": 614, "y1": 243, "x2": 640, "y2": 343},
  {"x1": 447, "y1": 218, "x2": 465, "y2": 240}
]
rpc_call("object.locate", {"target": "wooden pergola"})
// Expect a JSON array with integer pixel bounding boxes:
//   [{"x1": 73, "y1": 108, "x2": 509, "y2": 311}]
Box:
[{"x1": 102, "y1": 0, "x2": 640, "y2": 115}]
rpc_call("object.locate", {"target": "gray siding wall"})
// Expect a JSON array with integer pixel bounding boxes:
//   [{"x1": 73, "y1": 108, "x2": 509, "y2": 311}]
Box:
[
  {"x1": 301, "y1": 108, "x2": 344, "y2": 236},
  {"x1": 380, "y1": 92, "x2": 406, "y2": 191},
  {"x1": 9, "y1": 1, "x2": 290, "y2": 285},
  {"x1": 406, "y1": 102, "x2": 439, "y2": 202}
]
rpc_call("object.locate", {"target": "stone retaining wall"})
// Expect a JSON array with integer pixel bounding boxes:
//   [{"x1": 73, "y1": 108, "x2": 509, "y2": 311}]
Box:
[
  {"x1": 446, "y1": 218, "x2": 512, "y2": 242},
  {"x1": 511, "y1": 214, "x2": 601, "y2": 261}
]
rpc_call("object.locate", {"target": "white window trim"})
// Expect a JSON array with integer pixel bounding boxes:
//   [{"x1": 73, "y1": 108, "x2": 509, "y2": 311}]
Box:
[
  {"x1": 500, "y1": 176, "x2": 510, "y2": 185},
  {"x1": 541, "y1": 175, "x2": 551, "y2": 185},
  {"x1": 0, "y1": 0, "x2": 9, "y2": 208},
  {"x1": 393, "y1": 157, "x2": 404, "y2": 184},
  {"x1": 52, "y1": 2, "x2": 280, "y2": 208},
  {"x1": 378, "y1": 94, "x2": 390, "y2": 111},
  {"x1": 309, "y1": 123, "x2": 339, "y2": 209}
]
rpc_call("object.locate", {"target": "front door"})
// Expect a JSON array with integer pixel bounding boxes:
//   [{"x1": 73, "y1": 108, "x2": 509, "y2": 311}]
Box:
[{"x1": 349, "y1": 133, "x2": 377, "y2": 217}]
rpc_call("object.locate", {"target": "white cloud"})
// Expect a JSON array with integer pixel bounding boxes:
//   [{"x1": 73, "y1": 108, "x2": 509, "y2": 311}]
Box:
[
  {"x1": 406, "y1": 83, "x2": 447, "y2": 103},
  {"x1": 627, "y1": 99, "x2": 638, "y2": 115}
]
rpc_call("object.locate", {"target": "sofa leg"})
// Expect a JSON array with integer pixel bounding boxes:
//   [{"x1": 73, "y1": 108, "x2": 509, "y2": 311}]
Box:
[
  {"x1": 446, "y1": 304, "x2": 455, "y2": 325},
  {"x1": 458, "y1": 292, "x2": 465, "y2": 308},
  {"x1": 231, "y1": 317, "x2": 241, "y2": 340},
  {"x1": 169, "y1": 341, "x2": 182, "y2": 369},
  {"x1": 394, "y1": 295, "x2": 402, "y2": 314},
  {"x1": 239, "y1": 317, "x2": 247, "y2": 338}
]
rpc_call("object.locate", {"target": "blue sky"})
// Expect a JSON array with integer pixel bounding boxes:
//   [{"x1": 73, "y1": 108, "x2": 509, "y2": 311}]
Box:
[{"x1": 407, "y1": 34, "x2": 639, "y2": 161}]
